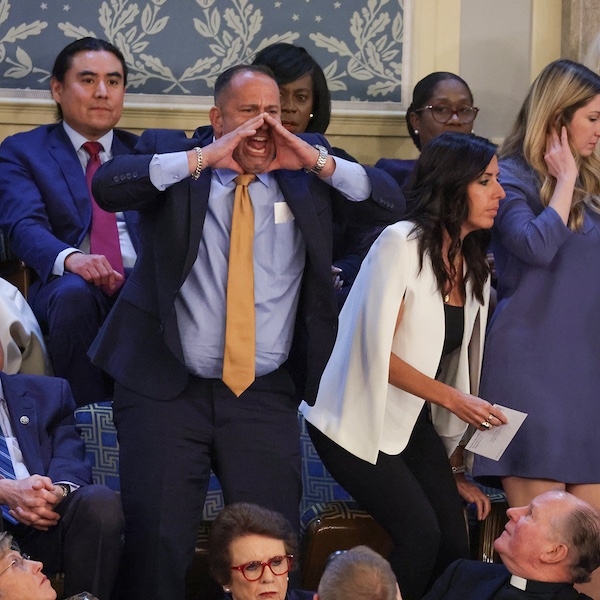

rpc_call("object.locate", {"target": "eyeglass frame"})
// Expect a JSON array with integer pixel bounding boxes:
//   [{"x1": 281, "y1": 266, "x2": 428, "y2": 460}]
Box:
[
  {"x1": 231, "y1": 554, "x2": 294, "y2": 582},
  {"x1": 413, "y1": 104, "x2": 479, "y2": 125},
  {"x1": 0, "y1": 554, "x2": 31, "y2": 578}
]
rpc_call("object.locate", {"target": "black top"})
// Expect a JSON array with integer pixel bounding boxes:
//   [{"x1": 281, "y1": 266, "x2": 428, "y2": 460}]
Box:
[{"x1": 441, "y1": 303, "x2": 464, "y2": 359}]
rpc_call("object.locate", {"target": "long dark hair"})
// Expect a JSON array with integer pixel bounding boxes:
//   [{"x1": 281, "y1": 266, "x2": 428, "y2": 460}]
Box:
[
  {"x1": 404, "y1": 132, "x2": 496, "y2": 304},
  {"x1": 252, "y1": 42, "x2": 331, "y2": 133}
]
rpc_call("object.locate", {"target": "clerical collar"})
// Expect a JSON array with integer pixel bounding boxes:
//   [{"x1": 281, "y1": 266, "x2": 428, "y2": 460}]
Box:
[{"x1": 509, "y1": 575, "x2": 572, "y2": 593}]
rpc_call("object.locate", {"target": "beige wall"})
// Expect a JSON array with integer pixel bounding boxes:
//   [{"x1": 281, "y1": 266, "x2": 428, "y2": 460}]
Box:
[{"x1": 0, "y1": 1, "x2": 580, "y2": 165}]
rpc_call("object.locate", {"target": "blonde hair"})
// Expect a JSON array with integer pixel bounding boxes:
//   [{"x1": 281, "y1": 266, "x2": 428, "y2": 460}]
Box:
[{"x1": 500, "y1": 59, "x2": 600, "y2": 231}]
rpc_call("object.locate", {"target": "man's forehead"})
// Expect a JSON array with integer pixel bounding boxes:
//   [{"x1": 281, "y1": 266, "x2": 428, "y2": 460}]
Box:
[
  {"x1": 229, "y1": 71, "x2": 277, "y2": 93},
  {"x1": 532, "y1": 492, "x2": 573, "y2": 519},
  {"x1": 68, "y1": 50, "x2": 123, "y2": 75}
]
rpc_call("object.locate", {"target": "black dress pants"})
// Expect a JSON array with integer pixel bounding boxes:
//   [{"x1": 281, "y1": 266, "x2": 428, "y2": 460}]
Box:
[
  {"x1": 308, "y1": 407, "x2": 469, "y2": 600},
  {"x1": 113, "y1": 368, "x2": 302, "y2": 600},
  {"x1": 6, "y1": 484, "x2": 124, "y2": 600}
]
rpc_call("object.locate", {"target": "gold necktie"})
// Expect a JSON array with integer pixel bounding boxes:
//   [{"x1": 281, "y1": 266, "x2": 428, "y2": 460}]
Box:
[{"x1": 222, "y1": 174, "x2": 256, "y2": 396}]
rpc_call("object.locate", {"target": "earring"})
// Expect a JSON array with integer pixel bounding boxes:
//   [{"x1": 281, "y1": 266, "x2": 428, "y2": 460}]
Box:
[
  {"x1": 471, "y1": 129, "x2": 474, "y2": 133},
  {"x1": 414, "y1": 129, "x2": 418, "y2": 135},
  {"x1": 224, "y1": 588, "x2": 230, "y2": 593},
  {"x1": 309, "y1": 113, "x2": 314, "y2": 118}
]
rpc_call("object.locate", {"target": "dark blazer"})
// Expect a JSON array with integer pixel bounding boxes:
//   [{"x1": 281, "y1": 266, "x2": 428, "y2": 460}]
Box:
[
  {"x1": 90, "y1": 126, "x2": 405, "y2": 404},
  {"x1": 422, "y1": 560, "x2": 590, "y2": 600},
  {"x1": 0, "y1": 122, "x2": 140, "y2": 285},
  {"x1": 374, "y1": 157, "x2": 417, "y2": 190},
  {"x1": 0, "y1": 371, "x2": 91, "y2": 485}
]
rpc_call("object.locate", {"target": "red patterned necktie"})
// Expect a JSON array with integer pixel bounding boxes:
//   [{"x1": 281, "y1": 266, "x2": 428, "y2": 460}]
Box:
[{"x1": 83, "y1": 141, "x2": 124, "y2": 295}]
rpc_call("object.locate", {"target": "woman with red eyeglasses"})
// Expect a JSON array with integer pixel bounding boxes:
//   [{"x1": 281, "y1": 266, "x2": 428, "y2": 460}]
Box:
[{"x1": 208, "y1": 503, "x2": 313, "y2": 600}]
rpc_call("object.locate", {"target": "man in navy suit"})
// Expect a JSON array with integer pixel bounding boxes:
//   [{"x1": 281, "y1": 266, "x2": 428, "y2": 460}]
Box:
[
  {"x1": 90, "y1": 64, "x2": 404, "y2": 599},
  {"x1": 0, "y1": 37, "x2": 138, "y2": 407},
  {"x1": 0, "y1": 340, "x2": 123, "y2": 599},
  {"x1": 423, "y1": 491, "x2": 600, "y2": 600}
]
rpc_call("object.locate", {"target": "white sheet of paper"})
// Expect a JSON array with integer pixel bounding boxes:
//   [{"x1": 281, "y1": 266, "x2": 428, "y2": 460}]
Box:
[{"x1": 465, "y1": 404, "x2": 527, "y2": 461}]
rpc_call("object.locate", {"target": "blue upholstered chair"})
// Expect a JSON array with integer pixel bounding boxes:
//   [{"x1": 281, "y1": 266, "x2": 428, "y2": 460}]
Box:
[{"x1": 73, "y1": 403, "x2": 507, "y2": 595}]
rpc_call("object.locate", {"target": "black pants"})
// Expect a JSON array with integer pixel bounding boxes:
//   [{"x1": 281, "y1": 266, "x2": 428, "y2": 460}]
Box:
[
  {"x1": 113, "y1": 368, "x2": 302, "y2": 600},
  {"x1": 6, "y1": 485, "x2": 124, "y2": 600},
  {"x1": 308, "y1": 407, "x2": 469, "y2": 600}
]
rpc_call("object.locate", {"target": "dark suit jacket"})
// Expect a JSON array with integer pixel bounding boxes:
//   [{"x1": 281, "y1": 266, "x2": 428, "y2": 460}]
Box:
[
  {"x1": 0, "y1": 122, "x2": 140, "y2": 285},
  {"x1": 375, "y1": 157, "x2": 417, "y2": 190},
  {"x1": 422, "y1": 560, "x2": 590, "y2": 600},
  {"x1": 90, "y1": 126, "x2": 404, "y2": 404},
  {"x1": 0, "y1": 371, "x2": 91, "y2": 485}
]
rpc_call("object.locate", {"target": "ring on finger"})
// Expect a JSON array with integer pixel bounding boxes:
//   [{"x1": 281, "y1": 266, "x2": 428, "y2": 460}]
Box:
[
  {"x1": 481, "y1": 420, "x2": 491, "y2": 430},
  {"x1": 488, "y1": 413, "x2": 496, "y2": 421}
]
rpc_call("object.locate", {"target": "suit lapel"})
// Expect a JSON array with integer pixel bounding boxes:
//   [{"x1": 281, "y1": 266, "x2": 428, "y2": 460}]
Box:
[
  {"x1": 183, "y1": 169, "x2": 211, "y2": 282},
  {"x1": 275, "y1": 170, "x2": 331, "y2": 281},
  {"x1": 0, "y1": 373, "x2": 44, "y2": 476},
  {"x1": 47, "y1": 125, "x2": 90, "y2": 231},
  {"x1": 111, "y1": 133, "x2": 129, "y2": 157}
]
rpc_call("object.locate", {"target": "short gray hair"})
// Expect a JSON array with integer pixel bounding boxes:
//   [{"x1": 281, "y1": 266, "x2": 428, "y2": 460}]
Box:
[
  {"x1": 0, "y1": 533, "x2": 13, "y2": 561},
  {"x1": 0, "y1": 533, "x2": 16, "y2": 599},
  {"x1": 559, "y1": 501, "x2": 600, "y2": 583},
  {"x1": 317, "y1": 546, "x2": 397, "y2": 600}
]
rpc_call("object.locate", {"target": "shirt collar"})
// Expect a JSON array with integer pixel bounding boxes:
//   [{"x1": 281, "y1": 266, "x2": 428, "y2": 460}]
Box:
[
  {"x1": 509, "y1": 575, "x2": 572, "y2": 594},
  {"x1": 214, "y1": 167, "x2": 271, "y2": 188},
  {"x1": 62, "y1": 121, "x2": 114, "y2": 157}
]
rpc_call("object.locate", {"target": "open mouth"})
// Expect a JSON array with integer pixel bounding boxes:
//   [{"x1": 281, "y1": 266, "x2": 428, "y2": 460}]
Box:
[{"x1": 246, "y1": 134, "x2": 269, "y2": 154}]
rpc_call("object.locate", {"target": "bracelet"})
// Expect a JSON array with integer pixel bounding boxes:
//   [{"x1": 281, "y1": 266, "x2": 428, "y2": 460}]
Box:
[
  {"x1": 304, "y1": 144, "x2": 328, "y2": 175},
  {"x1": 191, "y1": 146, "x2": 203, "y2": 180},
  {"x1": 451, "y1": 465, "x2": 466, "y2": 475}
]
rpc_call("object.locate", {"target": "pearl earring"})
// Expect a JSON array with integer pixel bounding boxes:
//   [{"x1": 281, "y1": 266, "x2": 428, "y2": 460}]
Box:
[
  {"x1": 309, "y1": 113, "x2": 314, "y2": 118},
  {"x1": 414, "y1": 129, "x2": 418, "y2": 135}
]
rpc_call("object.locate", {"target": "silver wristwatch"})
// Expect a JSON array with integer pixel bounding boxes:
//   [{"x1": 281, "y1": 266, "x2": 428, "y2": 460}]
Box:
[{"x1": 305, "y1": 144, "x2": 328, "y2": 175}]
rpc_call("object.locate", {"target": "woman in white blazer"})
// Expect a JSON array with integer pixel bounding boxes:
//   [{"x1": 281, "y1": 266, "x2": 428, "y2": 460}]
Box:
[{"x1": 300, "y1": 133, "x2": 507, "y2": 600}]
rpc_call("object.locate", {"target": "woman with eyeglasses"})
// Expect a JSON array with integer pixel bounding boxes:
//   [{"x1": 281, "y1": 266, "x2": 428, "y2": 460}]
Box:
[
  {"x1": 377, "y1": 72, "x2": 479, "y2": 190},
  {"x1": 376, "y1": 71, "x2": 493, "y2": 521},
  {"x1": 0, "y1": 534, "x2": 55, "y2": 600},
  {"x1": 472, "y1": 59, "x2": 600, "y2": 598},
  {"x1": 208, "y1": 503, "x2": 313, "y2": 600},
  {"x1": 301, "y1": 132, "x2": 507, "y2": 600},
  {"x1": 0, "y1": 532, "x2": 98, "y2": 600}
]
